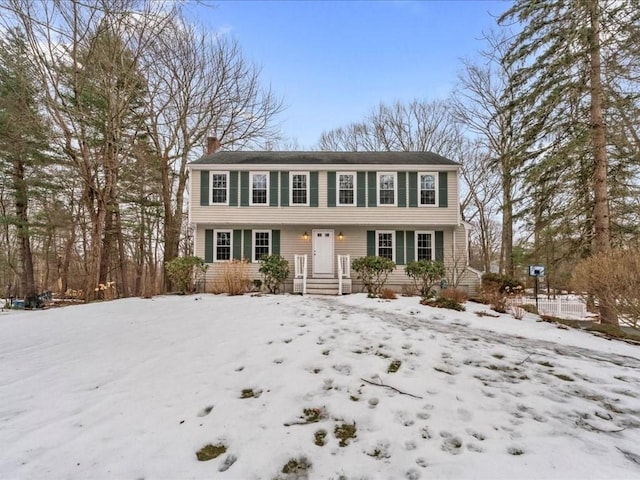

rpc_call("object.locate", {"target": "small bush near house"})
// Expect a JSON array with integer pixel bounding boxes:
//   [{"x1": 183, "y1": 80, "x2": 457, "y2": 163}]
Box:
[
  {"x1": 401, "y1": 283, "x2": 419, "y2": 297},
  {"x1": 222, "y1": 259, "x2": 251, "y2": 295},
  {"x1": 258, "y1": 254, "x2": 290, "y2": 294},
  {"x1": 379, "y1": 288, "x2": 397, "y2": 300},
  {"x1": 165, "y1": 256, "x2": 208, "y2": 294},
  {"x1": 421, "y1": 296, "x2": 466, "y2": 312},
  {"x1": 351, "y1": 256, "x2": 395, "y2": 297},
  {"x1": 511, "y1": 306, "x2": 526, "y2": 320},
  {"x1": 521, "y1": 303, "x2": 538, "y2": 315},
  {"x1": 405, "y1": 260, "x2": 445, "y2": 298},
  {"x1": 440, "y1": 288, "x2": 468, "y2": 303}
]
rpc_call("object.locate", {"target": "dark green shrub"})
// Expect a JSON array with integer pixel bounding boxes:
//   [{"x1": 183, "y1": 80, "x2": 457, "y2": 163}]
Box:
[
  {"x1": 421, "y1": 296, "x2": 466, "y2": 312},
  {"x1": 405, "y1": 260, "x2": 445, "y2": 298},
  {"x1": 258, "y1": 254, "x2": 289, "y2": 294},
  {"x1": 520, "y1": 303, "x2": 538, "y2": 315},
  {"x1": 165, "y1": 256, "x2": 208, "y2": 294},
  {"x1": 351, "y1": 256, "x2": 395, "y2": 296}
]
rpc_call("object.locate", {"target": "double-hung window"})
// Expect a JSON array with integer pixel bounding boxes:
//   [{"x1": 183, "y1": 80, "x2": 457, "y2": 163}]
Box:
[
  {"x1": 378, "y1": 172, "x2": 396, "y2": 206},
  {"x1": 253, "y1": 230, "x2": 271, "y2": 262},
  {"x1": 416, "y1": 231, "x2": 434, "y2": 261},
  {"x1": 419, "y1": 173, "x2": 437, "y2": 206},
  {"x1": 290, "y1": 172, "x2": 309, "y2": 205},
  {"x1": 250, "y1": 172, "x2": 268, "y2": 205},
  {"x1": 214, "y1": 230, "x2": 232, "y2": 261},
  {"x1": 376, "y1": 231, "x2": 395, "y2": 261},
  {"x1": 210, "y1": 172, "x2": 229, "y2": 205},
  {"x1": 337, "y1": 172, "x2": 356, "y2": 205}
]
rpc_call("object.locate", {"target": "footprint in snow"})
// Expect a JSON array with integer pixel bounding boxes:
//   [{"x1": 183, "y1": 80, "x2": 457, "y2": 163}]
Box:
[
  {"x1": 197, "y1": 406, "x2": 213, "y2": 417},
  {"x1": 457, "y1": 408, "x2": 473, "y2": 422}
]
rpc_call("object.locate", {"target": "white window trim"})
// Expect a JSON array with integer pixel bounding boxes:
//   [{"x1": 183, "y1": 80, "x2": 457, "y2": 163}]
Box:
[
  {"x1": 376, "y1": 230, "x2": 395, "y2": 262},
  {"x1": 213, "y1": 229, "x2": 233, "y2": 262},
  {"x1": 252, "y1": 229, "x2": 272, "y2": 263},
  {"x1": 415, "y1": 230, "x2": 435, "y2": 261},
  {"x1": 337, "y1": 172, "x2": 357, "y2": 206},
  {"x1": 377, "y1": 172, "x2": 397, "y2": 206},
  {"x1": 210, "y1": 171, "x2": 229, "y2": 205},
  {"x1": 290, "y1": 171, "x2": 310, "y2": 206},
  {"x1": 249, "y1": 171, "x2": 269, "y2": 206},
  {"x1": 418, "y1": 172, "x2": 438, "y2": 207}
]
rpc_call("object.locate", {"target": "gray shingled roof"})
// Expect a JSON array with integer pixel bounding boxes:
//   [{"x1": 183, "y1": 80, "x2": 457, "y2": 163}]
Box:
[{"x1": 191, "y1": 151, "x2": 459, "y2": 166}]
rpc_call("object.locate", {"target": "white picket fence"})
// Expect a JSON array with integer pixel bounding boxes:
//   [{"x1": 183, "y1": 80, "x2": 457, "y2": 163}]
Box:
[{"x1": 508, "y1": 297, "x2": 588, "y2": 319}]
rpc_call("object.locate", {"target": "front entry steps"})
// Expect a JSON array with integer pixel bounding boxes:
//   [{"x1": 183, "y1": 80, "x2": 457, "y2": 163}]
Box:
[{"x1": 303, "y1": 277, "x2": 352, "y2": 296}]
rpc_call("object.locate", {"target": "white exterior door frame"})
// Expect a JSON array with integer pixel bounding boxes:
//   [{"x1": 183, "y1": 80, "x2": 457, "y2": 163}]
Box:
[{"x1": 312, "y1": 229, "x2": 334, "y2": 276}]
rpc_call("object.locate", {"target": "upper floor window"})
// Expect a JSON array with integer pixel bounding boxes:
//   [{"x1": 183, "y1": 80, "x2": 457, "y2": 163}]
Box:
[
  {"x1": 416, "y1": 231, "x2": 434, "y2": 261},
  {"x1": 210, "y1": 172, "x2": 229, "y2": 204},
  {"x1": 253, "y1": 230, "x2": 271, "y2": 262},
  {"x1": 377, "y1": 172, "x2": 396, "y2": 206},
  {"x1": 214, "y1": 230, "x2": 232, "y2": 261},
  {"x1": 250, "y1": 172, "x2": 268, "y2": 205},
  {"x1": 291, "y1": 172, "x2": 309, "y2": 205},
  {"x1": 419, "y1": 173, "x2": 437, "y2": 206},
  {"x1": 376, "y1": 230, "x2": 395, "y2": 261},
  {"x1": 338, "y1": 172, "x2": 356, "y2": 206}
]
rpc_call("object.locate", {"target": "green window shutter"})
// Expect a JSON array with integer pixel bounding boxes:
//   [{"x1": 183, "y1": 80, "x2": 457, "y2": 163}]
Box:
[
  {"x1": 398, "y1": 172, "x2": 407, "y2": 208},
  {"x1": 327, "y1": 171, "x2": 336, "y2": 207},
  {"x1": 232, "y1": 229, "x2": 242, "y2": 259},
  {"x1": 200, "y1": 171, "x2": 209, "y2": 206},
  {"x1": 204, "y1": 229, "x2": 213, "y2": 263},
  {"x1": 367, "y1": 230, "x2": 375, "y2": 257},
  {"x1": 357, "y1": 172, "x2": 366, "y2": 207},
  {"x1": 280, "y1": 171, "x2": 289, "y2": 207},
  {"x1": 435, "y1": 230, "x2": 444, "y2": 262},
  {"x1": 269, "y1": 172, "x2": 279, "y2": 206},
  {"x1": 408, "y1": 172, "x2": 418, "y2": 207},
  {"x1": 406, "y1": 230, "x2": 415, "y2": 262},
  {"x1": 395, "y1": 230, "x2": 405, "y2": 265},
  {"x1": 240, "y1": 172, "x2": 249, "y2": 206},
  {"x1": 272, "y1": 229, "x2": 280, "y2": 255},
  {"x1": 229, "y1": 171, "x2": 238, "y2": 206},
  {"x1": 310, "y1": 171, "x2": 319, "y2": 207},
  {"x1": 243, "y1": 229, "x2": 252, "y2": 261},
  {"x1": 367, "y1": 171, "x2": 377, "y2": 207},
  {"x1": 438, "y1": 172, "x2": 448, "y2": 208}
]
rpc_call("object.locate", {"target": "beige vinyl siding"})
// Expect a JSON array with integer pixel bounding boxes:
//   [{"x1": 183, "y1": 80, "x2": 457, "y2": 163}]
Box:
[
  {"x1": 196, "y1": 225, "x2": 480, "y2": 295},
  {"x1": 191, "y1": 169, "x2": 460, "y2": 226}
]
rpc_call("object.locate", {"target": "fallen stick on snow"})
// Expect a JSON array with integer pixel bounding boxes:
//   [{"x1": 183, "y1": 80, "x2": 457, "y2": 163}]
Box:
[{"x1": 360, "y1": 377, "x2": 423, "y2": 399}]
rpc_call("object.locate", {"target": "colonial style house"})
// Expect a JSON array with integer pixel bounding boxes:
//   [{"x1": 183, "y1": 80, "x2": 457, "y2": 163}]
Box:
[{"x1": 188, "y1": 140, "x2": 481, "y2": 295}]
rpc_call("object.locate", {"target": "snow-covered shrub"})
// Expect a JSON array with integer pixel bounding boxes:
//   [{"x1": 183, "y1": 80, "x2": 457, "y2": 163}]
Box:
[
  {"x1": 404, "y1": 260, "x2": 445, "y2": 299},
  {"x1": 351, "y1": 256, "x2": 395, "y2": 297},
  {"x1": 258, "y1": 254, "x2": 289, "y2": 294}
]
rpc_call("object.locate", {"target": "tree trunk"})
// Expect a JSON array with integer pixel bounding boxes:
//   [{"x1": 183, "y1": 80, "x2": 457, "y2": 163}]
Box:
[
  {"x1": 588, "y1": 0, "x2": 617, "y2": 325},
  {"x1": 13, "y1": 159, "x2": 36, "y2": 302}
]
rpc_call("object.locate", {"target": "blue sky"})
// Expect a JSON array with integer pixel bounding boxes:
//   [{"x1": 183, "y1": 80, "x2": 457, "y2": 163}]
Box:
[{"x1": 189, "y1": 1, "x2": 509, "y2": 148}]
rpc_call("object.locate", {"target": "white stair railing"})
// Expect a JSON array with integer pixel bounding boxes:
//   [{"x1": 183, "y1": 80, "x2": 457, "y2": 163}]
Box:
[
  {"x1": 294, "y1": 254, "x2": 307, "y2": 294},
  {"x1": 337, "y1": 254, "x2": 351, "y2": 295}
]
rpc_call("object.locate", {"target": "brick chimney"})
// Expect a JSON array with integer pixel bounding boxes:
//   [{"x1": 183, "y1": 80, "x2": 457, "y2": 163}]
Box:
[{"x1": 206, "y1": 136, "x2": 221, "y2": 155}]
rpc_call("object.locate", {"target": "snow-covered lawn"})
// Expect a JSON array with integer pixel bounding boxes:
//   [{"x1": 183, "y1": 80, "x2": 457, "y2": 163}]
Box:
[{"x1": 1, "y1": 293, "x2": 639, "y2": 479}]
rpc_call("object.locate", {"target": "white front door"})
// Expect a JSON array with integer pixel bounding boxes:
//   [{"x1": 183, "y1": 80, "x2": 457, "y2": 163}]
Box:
[{"x1": 313, "y1": 229, "x2": 334, "y2": 276}]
